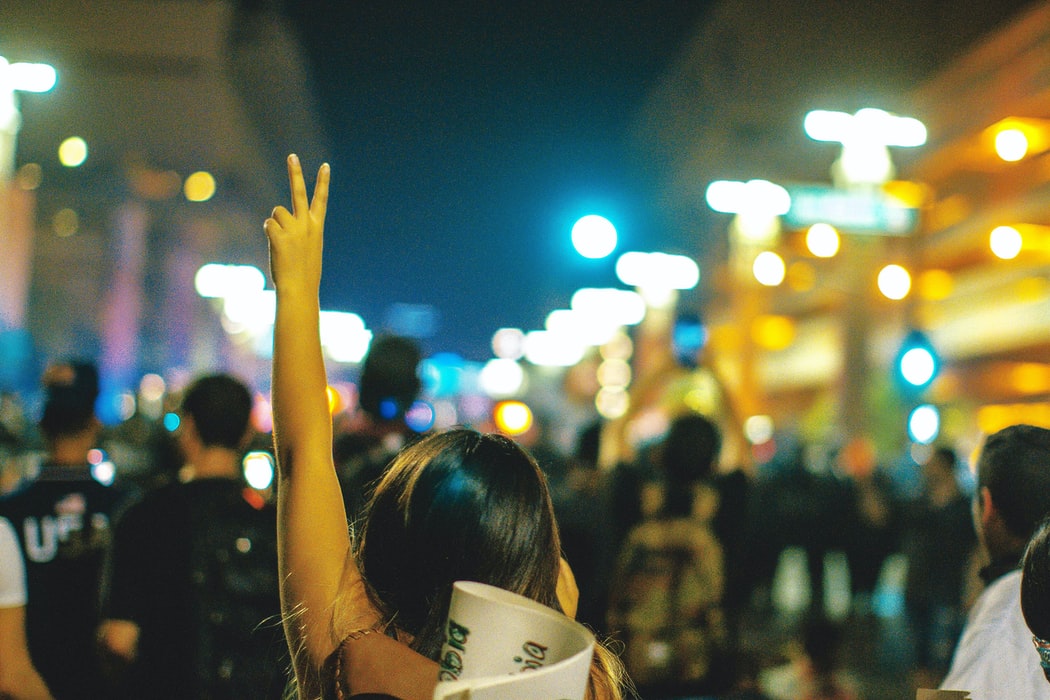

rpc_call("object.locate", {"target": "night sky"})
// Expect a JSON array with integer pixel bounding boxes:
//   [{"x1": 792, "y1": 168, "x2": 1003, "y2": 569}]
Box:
[{"x1": 284, "y1": 2, "x2": 713, "y2": 361}]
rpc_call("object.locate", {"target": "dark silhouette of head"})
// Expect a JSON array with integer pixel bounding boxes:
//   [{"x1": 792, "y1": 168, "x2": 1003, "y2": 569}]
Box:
[
  {"x1": 38, "y1": 360, "x2": 100, "y2": 441},
  {"x1": 180, "y1": 374, "x2": 253, "y2": 450},
  {"x1": 357, "y1": 429, "x2": 561, "y2": 659},
  {"x1": 977, "y1": 424, "x2": 1050, "y2": 543},
  {"x1": 661, "y1": 413, "x2": 722, "y2": 517},
  {"x1": 1022, "y1": 515, "x2": 1050, "y2": 682},
  {"x1": 358, "y1": 335, "x2": 422, "y2": 423}
]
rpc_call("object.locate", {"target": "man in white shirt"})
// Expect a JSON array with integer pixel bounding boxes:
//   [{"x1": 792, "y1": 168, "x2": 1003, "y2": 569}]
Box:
[
  {"x1": 940, "y1": 425, "x2": 1050, "y2": 699},
  {"x1": 0, "y1": 515, "x2": 53, "y2": 699}
]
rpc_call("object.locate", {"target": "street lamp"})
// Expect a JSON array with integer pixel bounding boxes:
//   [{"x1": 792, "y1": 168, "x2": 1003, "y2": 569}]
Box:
[
  {"x1": 804, "y1": 107, "x2": 926, "y2": 187},
  {"x1": 1, "y1": 56, "x2": 57, "y2": 180}
]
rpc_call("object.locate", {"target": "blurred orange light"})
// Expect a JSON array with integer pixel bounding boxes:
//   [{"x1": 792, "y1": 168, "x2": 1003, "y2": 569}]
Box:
[
  {"x1": 1010, "y1": 363, "x2": 1050, "y2": 395},
  {"x1": 751, "y1": 315, "x2": 795, "y2": 350},
  {"x1": 917, "y1": 269, "x2": 953, "y2": 301},
  {"x1": 494, "y1": 400, "x2": 533, "y2": 436}
]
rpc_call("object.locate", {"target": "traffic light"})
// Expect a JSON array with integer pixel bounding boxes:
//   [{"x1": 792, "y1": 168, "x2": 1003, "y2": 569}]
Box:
[{"x1": 894, "y1": 329, "x2": 939, "y2": 395}]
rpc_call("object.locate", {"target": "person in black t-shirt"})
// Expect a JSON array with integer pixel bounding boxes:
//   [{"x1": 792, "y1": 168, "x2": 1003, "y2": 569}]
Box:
[
  {"x1": 98, "y1": 373, "x2": 286, "y2": 699},
  {"x1": 0, "y1": 361, "x2": 130, "y2": 700}
]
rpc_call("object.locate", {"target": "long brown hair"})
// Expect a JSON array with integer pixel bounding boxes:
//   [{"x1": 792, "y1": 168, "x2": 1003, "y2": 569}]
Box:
[
  {"x1": 357, "y1": 429, "x2": 562, "y2": 657},
  {"x1": 351, "y1": 428, "x2": 626, "y2": 698}
]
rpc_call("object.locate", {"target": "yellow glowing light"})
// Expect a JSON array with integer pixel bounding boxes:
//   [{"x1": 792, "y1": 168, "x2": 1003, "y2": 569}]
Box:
[
  {"x1": 917, "y1": 269, "x2": 953, "y2": 300},
  {"x1": 494, "y1": 400, "x2": 533, "y2": 436},
  {"x1": 184, "y1": 171, "x2": 217, "y2": 202},
  {"x1": 877, "y1": 264, "x2": 911, "y2": 300},
  {"x1": 978, "y1": 403, "x2": 1050, "y2": 434},
  {"x1": 52, "y1": 208, "x2": 78, "y2": 237},
  {"x1": 16, "y1": 163, "x2": 42, "y2": 190},
  {"x1": 806, "y1": 223, "x2": 840, "y2": 258},
  {"x1": 787, "y1": 261, "x2": 815, "y2": 292},
  {"x1": 1010, "y1": 363, "x2": 1050, "y2": 394},
  {"x1": 595, "y1": 387, "x2": 629, "y2": 420},
  {"x1": 995, "y1": 128, "x2": 1029, "y2": 162},
  {"x1": 751, "y1": 315, "x2": 796, "y2": 350},
  {"x1": 596, "y1": 359, "x2": 632, "y2": 388},
  {"x1": 58, "y1": 137, "x2": 88, "y2": 167},
  {"x1": 990, "y1": 225, "x2": 1022, "y2": 259},
  {"x1": 1017, "y1": 276, "x2": 1050, "y2": 302}
]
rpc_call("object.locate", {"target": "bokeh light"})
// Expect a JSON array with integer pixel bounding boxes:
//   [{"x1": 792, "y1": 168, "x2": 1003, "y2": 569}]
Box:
[
  {"x1": 753, "y1": 251, "x2": 786, "y2": 286},
  {"x1": 479, "y1": 358, "x2": 525, "y2": 398},
  {"x1": 995, "y1": 128, "x2": 1028, "y2": 161},
  {"x1": 571, "y1": 215, "x2": 617, "y2": 259},
  {"x1": 806, "y1": 223, "x2": 840, "y2": 257},
  {"x1": 184, "y1": 171, "x2": 216, "y2": 202},
  {"x1": 494, "y1": 400, "x2": 533, "y2": 435},
  {"x1": 877, "y1": 264, "x2": 911, "y2": 300},
  {"x1": 52, "y1": 208, "x2": 78, "y2": 237},
  {"x1": 491, "y1": 327, "x2": 526, "y2": 360},
  {"x1": 989, "y1": 225, "x2": 1022, "y2": 259},
  {"x1": 405, "y1": 401, "x2": 436, "y2": 432},
  {"x1": 595, "y1": 386, "x2": 629, "y2": 420},
  {"x1": 908, "y1": 404, "x2": 940, "y2": 444},
  {"x1": 243, "y1": 451, "x2": 275, "y2": 490},
  {"x1": 58, "y1": 137, "x2": 88, "y2": 167}
]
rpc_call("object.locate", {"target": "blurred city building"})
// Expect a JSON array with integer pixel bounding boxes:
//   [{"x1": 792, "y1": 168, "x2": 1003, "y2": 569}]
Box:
[
  {"x1": 0, "y1": 0, "x2": 327, "y2": 403},
  {"x1": 633, "y1": 0, "x2": 1049, "y2": 461}
]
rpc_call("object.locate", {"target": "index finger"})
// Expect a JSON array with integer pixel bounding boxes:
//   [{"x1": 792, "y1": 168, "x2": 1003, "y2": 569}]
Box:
[{"x1": 286, "y1": 154, "x2": 309, "y2": 216}]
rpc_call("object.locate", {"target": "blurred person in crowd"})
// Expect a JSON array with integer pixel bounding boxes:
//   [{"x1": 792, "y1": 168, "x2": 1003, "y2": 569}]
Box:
[
  {"x1": 1021, "y1": 514, "x2": 1050, "y2": 685},
  {"x1": 549, "y1": 419, "x2": 617, "y2": 635},
  {"x1": 335, "y1": 333, "x2": 423, "y2": 524},
  {"x1": 97, "y1": 373, "x2": 285, "y2": 699},
  {"x1": 0, "y1": 515, "x2": 53, "y2": 699},
  {"x1": 940, "y1": 424, "x2": 1050, "y2": 698},
  {"x1": 607, "y1": 412, "x2": 729, "y2": 698},
  {"x1": 901, "y1": 446, "x2": 977, "y2": 687},
  {"x1": 839, "y1": 437, "x2": 901, "y2": 616},
  {"x1": 0, "y1": 360, "x2": 130, "y2": 699},
  {"x1": 264, "y1": 156, "x2": 625, "y2": 699},
  {"x1": 745, "y1": 435, "x2": 852, "y2": 618}
]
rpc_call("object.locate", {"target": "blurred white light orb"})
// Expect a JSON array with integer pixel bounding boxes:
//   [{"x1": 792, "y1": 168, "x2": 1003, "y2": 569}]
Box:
[
  {"x1": 479, "y1": 358, "x2": 525, "y2": 398},
  {"x1": 491, "y1": 327, "x2": 525, "y2": 359},
  {"x1": 744, "y1": 415, "x2": 775, "y2": 444},
  {"x1": 752, "y1": 251, "x2": 786, "y2": 286},
  {"x1": 901, "y1": 347, "x2": 936, "y2": 387},
  {"x1": 908, "y1": 404, "x2": 940, "y2": 444},
  {"x1": 58, "y1": 136, "x2": 88, "y2": 167},
  {"x1": 243, "y1": 451, "x2": 275, "y2": 490},
  {"x1": 806, "y1": 223, "x2": 840, "y2": 258},
  {"x1": 989, "y1": 225, "x2": 1022, "y2": 259},
  {"x1": 572, "y1": 215, "x2": 617, "y2": 259},
  {"x1": 995, "y1": 128, "x2": 1028, "y2": 162},
  {"x1": 877, "y1": 264, "x2": 911, "y2": 300}
]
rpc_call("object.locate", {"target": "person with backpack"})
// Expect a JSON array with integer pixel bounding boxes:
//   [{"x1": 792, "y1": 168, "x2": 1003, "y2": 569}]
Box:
[
  {"x1": 607, "y1": 412, "x2": 729, "y2": 698},
  {"x1": 97, "y1": 373, "x2": 287, "y2": 699}
]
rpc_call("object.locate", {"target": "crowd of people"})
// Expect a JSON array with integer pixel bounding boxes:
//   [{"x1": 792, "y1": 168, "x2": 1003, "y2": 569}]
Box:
[{"x1": 1, "y1": 155, "x2": 1049, "y2": 700}]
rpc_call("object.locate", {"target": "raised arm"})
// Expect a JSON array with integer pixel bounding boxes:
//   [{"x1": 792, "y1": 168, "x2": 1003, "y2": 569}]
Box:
[{"x1": 265, "y1": 155, "x2": 366, "y2": 694}]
